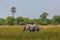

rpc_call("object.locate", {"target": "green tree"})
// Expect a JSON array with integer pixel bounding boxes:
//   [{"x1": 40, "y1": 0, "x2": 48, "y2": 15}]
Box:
[
  {"x1": 0, "y1": 18, "x2": 5, "y2": 25},
  {"x1": 22, "y1": 17, "x2": 30, "y2": 25},
  {"x1": 11, "y1": 7, "x2": 16, "y2": 18},
  {"x1": 5, "y1": 16, "x2": 15, "y2": 25},
  {"x1": 15, "y1": 16, "x2": 23, "y2": 25},
  {"x1": 39, "y1": 12, "x2": 51, "y2": 25},
  {"x1": 28, "y1": 19, "x2": 34, "y2": 24},
  {"x1": 31, "y1": 19, "x2": 39, "y2": 24},
  {"x1": 40, "y1": 12, "x2": 48, "y2": 19},
  {"x1": 51, "y1": 15, "x2": 60, "y2": 24}
]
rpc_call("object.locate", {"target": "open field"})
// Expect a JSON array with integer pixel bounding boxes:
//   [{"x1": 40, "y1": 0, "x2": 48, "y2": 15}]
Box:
[{"x1": 0, "y1": 25, "x2": 60, "y2": 40}]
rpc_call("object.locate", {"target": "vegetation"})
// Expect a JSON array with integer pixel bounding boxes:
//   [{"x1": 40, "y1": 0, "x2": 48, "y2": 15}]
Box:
[
  {"x1": 0, "y1": 12, "x2": 60, "y2": 25},
  {"x1": 0, "y1": 25, "x2": 59, "y2": 40}
]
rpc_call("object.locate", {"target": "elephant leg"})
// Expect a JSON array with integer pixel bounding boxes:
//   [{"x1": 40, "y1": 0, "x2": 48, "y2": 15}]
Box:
[
  {"x1": 28, "y1": 28, "x2": 34, "y2": 32},
  {"x1": 32, "y1": 28, "x2": 35, "y2": 31},
  {"x1": 28, "y1": 29, "x2": 31, "y2": 32},
  {"x1": 30, "y1": 28, "x2": 35, "y2": 32},
  {"x1": 37, "y1": 28, "x2": 39, "y2": 31}
]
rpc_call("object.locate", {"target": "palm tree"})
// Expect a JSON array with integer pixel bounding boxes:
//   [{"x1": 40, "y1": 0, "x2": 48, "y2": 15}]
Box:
[{"x1": 11, "y1": 7, "x2": 16, "y2": 18}]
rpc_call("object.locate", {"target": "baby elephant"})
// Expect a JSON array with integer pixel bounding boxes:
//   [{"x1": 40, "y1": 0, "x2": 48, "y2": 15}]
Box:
[{"x1": 22, "y1": 24, "x2": 39, "y2": 32}]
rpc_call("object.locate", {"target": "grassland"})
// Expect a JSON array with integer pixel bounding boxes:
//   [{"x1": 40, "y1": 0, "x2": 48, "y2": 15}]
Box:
[{"x1": 0, "y1": 25, "x2": 60, "y2": 40}]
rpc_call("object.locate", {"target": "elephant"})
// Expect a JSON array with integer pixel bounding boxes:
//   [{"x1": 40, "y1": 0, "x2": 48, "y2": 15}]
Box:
[{"x1": 22, "y1": 24, "x2": 39, "y2": 32}]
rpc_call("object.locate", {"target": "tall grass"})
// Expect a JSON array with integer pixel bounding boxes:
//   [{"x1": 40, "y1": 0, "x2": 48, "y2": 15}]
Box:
[{"x1": 0, "y1": 25, "x2": 59, "y2": 40}]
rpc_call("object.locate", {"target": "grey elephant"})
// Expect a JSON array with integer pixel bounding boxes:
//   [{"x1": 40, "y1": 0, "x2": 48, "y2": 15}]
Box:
[{"x1": 22, "y1": 24, "x2": 39, "y2": 32}]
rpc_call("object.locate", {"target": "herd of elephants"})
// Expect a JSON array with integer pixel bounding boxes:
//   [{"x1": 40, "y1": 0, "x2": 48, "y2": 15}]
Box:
[{"x1": 22, "y1": 24, "x2": 39, "y2": 32}]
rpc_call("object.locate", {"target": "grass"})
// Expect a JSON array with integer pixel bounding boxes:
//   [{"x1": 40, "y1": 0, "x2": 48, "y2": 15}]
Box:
[{"x1": 0, "y1": 25, "x2": 59, "y2": 40}]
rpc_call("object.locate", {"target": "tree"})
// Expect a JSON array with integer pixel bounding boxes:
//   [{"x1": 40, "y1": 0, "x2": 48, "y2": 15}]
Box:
[
  {"x1": 0, "y1": 18, "x2": 5, "y2": 25},
  {"x1": 28, "y1": 19, "x2": 34, "y2": 24},
  {"x1": 40, "y1": 12, "x2": 48, "y2": 19},
  {"x1": 31, "y1": 19, "x2": 39, "y2": 24},
  {"x1": 11, "y1": 7, "x2": 16, "y2": 18},
  {"x1": 22, "y1": 17, "x2": 30, "y2": 25},
  {"x1": 51, "y1": 15, "x2": 60, "y2": 24},
  {"x1": 5, "y1": 16, "x2": 15, "y2": 25},
  {"x1": 38, "y1": 18, "x2": 51, "y2": 25},
  {"x1": 15, "y1": 16, "x2": 23, "y2": 25},
  {"x1": 39, "y1": 12, "x2": 51, "y2": 25}
]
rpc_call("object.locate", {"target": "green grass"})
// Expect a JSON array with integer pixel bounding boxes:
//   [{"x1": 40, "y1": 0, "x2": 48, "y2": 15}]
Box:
[{"x1": 0, "y1": 25, "x2": 60, "y2": 40}]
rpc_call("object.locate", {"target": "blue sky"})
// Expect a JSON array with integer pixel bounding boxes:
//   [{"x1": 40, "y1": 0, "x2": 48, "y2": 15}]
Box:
[{"x1": 0, "y1": 0, "x2": 60, "y2": 19}]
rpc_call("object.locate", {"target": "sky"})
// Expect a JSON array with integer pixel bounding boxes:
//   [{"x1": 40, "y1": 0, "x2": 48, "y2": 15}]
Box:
[{"x1": 0, "y1": 0, "x2": 60, "y2": 19}]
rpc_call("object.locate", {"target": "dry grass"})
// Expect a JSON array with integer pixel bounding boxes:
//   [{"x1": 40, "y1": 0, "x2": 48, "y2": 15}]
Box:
[{"x1": 0, "y1": 25, "x2": 59, "y2": 40}]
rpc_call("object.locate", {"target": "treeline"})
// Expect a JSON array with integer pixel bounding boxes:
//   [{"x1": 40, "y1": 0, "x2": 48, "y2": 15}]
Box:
[{"x1": 0, "y1": 12, "x2": 60, "y2": 25}]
